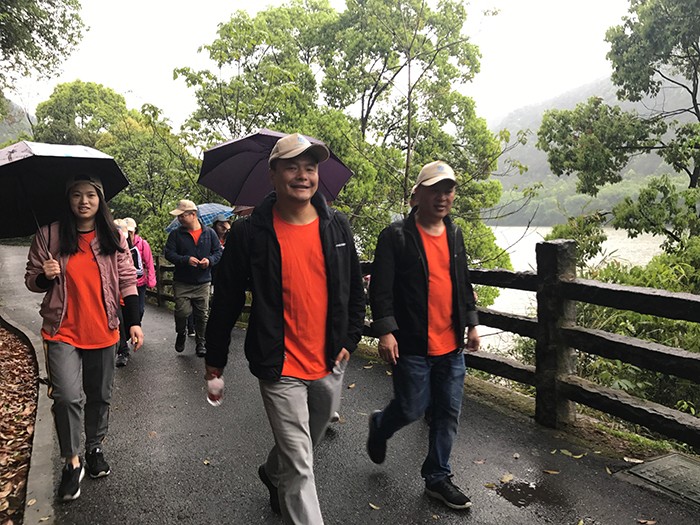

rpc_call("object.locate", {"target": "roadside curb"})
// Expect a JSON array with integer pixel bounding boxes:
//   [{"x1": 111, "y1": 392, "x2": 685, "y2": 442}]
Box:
[{"x1": 0, "y1": 310, "x2": 55, "y2": 525}]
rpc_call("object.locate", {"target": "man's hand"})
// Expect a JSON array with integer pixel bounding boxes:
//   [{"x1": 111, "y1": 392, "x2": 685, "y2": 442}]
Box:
[
  {"x1": 378, "y1": 333, "x2": 399, "y2": 365},
  {"x1": 129, "y1": 325, "x2": 145, "y2": 351},
  {"x1": 205, "y1": 364, "x2": 223, "y2": 381},
  {"x1": 198, "y1": 258, "x2": 210, "y2": 269},
  {"x1": 188, "y1": 256, "x2": 201, "y2": 267},
  {"x1": 464, "y1": 326, "x2": 480, "y2": 353},
  {"x1": 335, "y1": 348, "x2": 350, "y2": 366}
]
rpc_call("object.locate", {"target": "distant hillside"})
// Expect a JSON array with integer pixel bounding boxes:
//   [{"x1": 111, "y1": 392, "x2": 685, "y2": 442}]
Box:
[
  {"x1": 490, "y1": 77, "x2": 686, "y2": 226},
  {"x1": 0, "y1": 98, "x2": 33, "y2": 145}
]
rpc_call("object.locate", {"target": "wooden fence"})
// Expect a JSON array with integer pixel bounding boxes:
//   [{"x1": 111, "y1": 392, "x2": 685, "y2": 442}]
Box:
[{"x1": 151, "y1": 241, "x2": 700, "y2": 448}]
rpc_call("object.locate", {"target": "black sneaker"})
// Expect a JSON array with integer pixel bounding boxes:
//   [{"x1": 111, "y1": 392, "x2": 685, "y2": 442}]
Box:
[
  {"x1": 425, "y1": 478, "x2": 472, "y2": 510},
  {"x1": 196, "y1": 343, "x2": 206, "y2": 357},
  {"x1": 116, "y1": 352, "x2": 129, "y2": 367},
  {"x1": 188, "y1": 328, "x2": 196, "y2": 337},
  {"x1": 258, "y1": 464, "x2": 281, "y2": 515},
  {"x1": 58, "y1": 460, "x2": 84, "y2": 501},
  {"x1": 85, "y1": 447, "x2": 111, "y2": 478},
  {"x1": 366, "y1": 410, "x2": 386, "y2": 464},
  {"x1": 175, "y1": 332, "x2": 186, "y2": 353}
]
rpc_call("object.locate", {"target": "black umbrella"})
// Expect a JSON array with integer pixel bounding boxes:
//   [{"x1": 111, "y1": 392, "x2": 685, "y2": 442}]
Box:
[
  {"x1": 198, "y1": 128, "x2": 353, "y2": 207},
  {"x1": 0, "y1": 141, "x2": 129, "y2": 239}
]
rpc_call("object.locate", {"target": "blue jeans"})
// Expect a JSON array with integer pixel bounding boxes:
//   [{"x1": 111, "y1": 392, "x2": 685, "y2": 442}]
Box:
[{"x1": 374, "y1": 351, "x2": 466, "y2": 485}]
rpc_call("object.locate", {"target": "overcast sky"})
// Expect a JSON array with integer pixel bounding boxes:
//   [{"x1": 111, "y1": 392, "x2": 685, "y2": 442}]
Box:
[{"x1": 11, "y1": 0, "x2": 631, "y2": 128}]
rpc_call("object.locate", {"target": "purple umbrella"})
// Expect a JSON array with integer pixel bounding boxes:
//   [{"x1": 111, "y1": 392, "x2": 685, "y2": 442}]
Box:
[{"x1": 198, "y1": 129, "x2": 353, "y2": 207}]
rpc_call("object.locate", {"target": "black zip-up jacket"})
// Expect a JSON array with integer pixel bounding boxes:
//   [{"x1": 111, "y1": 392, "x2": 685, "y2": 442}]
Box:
[
  {"x1": 164, "y1": 225, "x2": 223, "y2": 285},
  {"x1": 369, "y1": 210, "x2": 479, "y2": 356},
  {"x1": 205, "y1": 192, "x2": 366, "y2": 380}
]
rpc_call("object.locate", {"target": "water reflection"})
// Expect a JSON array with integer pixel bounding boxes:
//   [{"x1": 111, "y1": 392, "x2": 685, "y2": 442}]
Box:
[{"x1": 495, "y1": 478, "x2": 566, "y2": 508}]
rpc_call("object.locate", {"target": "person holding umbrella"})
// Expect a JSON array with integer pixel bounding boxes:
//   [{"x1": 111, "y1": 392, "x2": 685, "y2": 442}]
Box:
[
  {"x1": 24, "y1": 174, "x2": 145, "y2": 501},
  {"x1": 205, "y1": 133, "x2": 365, "y2": 523},
  {"x1": 164, "y1": 199, "x2": 223, "y2": 357}
]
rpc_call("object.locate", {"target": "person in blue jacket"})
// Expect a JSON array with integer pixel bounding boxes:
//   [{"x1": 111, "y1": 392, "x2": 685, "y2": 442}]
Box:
[{"x1": 164, "y1": 199, "x2": 222, "y2": 356}]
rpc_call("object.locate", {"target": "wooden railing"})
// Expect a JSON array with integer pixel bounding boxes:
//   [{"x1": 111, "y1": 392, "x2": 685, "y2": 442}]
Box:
[{"x1": 152, "y1": 242, "x2": 700, "y2": 448}]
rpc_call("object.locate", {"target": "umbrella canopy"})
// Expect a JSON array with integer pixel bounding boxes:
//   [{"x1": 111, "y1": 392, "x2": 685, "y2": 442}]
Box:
[
  {"x1": 164, "y1": 202, "x2": 252, "y2": 232},
  {"x1": 198, "y1": 129, "x2": 353, "y2": 207},
  {"x1": 0, "y1": 141, "x2": 129, "y2": 238}
]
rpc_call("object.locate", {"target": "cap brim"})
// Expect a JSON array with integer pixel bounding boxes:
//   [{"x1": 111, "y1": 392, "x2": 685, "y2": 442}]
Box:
[
  {"x1": 270, "y1": 143, "x2": 330, "y2": 165},
  {"x1": 411, "y1": 175, "x2": 456, "y2": 194}
]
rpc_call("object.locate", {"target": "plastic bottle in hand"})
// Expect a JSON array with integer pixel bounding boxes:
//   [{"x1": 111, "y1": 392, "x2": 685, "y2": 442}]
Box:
[{"x1": 207, "y1": 371, "x2": 224, "y2": 407}]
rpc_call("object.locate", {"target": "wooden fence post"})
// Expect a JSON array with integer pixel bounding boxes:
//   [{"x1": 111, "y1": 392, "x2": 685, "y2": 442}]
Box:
[
  {"x1": 535, "y1": 240, "x2": 576, "y2": 427},
  {"x1": 155, "y1": 255, "x2": 164, "y2": 307}
]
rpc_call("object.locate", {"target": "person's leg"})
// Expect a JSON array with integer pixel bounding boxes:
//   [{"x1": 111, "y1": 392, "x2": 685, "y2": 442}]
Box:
[
  {"x1": 137, "y1": 284, "x2": 146, "y2": 322},
  {"x1": 82, "y1": 344, "x2": 116, "y2": 478},
  {"x1": 421, "y1": 352, "x2": 466, "y2": 483},
  {"x1": 375, "y1": 355, "x2": 432, "y2": 439},
  {"x1": 259, "y1": 378, "x2": 324, "y2": 525},
  {"x1": 172, "y1": 282, "x2": 191, "y2": 352},
  {"x1": 44, "y1": 341, "x2": 83, "y2": 459},
  {"x1": 191, "y1": 282, "x2": 210, "y2": 355},
  {"x1": 308, "y1": 361, "x2": 346, "y2": 445},
  {"x1": 116, "y1": 307, "x2": 130, "y2": 367}
]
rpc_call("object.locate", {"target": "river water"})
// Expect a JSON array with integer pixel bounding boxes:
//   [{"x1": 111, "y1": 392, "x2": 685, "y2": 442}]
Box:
[{"x1": 481, "y1": 226, "x2": 664, "y2": 352}]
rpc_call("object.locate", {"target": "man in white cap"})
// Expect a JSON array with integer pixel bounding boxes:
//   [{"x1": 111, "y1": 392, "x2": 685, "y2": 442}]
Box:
[
  {"x1": 367, "y1": 160, "x2": 480, "y2": 510},
  {"x1": 205, "y1": 133, "x2": 365, "y2": 523},
  {"x1": 164, "y1": 200, "x2": 223, "y2": 356}
]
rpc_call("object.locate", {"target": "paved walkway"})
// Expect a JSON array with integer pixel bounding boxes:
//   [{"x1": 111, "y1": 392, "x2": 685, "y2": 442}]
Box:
[{"x1": 0, "y1": 244, "x2": 697, "y2": 524}]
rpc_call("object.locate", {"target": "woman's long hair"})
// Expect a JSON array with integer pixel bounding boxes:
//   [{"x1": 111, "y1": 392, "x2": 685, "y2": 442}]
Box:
[{"x1": 58, "y1": 191, "x2": 124, "y2": 256}]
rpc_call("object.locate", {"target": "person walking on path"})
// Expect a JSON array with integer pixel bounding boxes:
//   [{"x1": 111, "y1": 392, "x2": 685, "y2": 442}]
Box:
[
  {"x1": 114, "y1": 217, "x2": 156, "y2": 367},
  {"x1": 24, "y1": 175, "x2": 145, "y2": 501},
  {"x1": 367, "y1": 160, "x2": 480, "y2": 510},
  {"x1": 164, "y1": 199, "x2": 222, "y2": 357},
  {"x1": 205, "y1": 133, "x2": 365, "y2": 524}
]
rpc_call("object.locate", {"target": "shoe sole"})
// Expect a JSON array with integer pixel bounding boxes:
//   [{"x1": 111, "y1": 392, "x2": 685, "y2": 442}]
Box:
[
  {"x1": 88, "y1": 469, "x2": 111, "y2": 479},
  {"x1": 60, "y1": 466, "x2": 85, "y2": 501},
  {"x1": 424, "y1": 488, "x2": 472, "y2": 510}
]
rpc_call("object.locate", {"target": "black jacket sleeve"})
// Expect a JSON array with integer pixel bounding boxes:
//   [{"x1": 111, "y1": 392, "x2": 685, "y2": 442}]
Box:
[{"x1": 369, "y1": 226, "x2": 399, "y2": 336}]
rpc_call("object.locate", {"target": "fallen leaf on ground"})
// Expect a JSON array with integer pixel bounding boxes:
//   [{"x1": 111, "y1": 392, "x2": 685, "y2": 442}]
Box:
[
  {"x1": 39, "y1": 518, "x2": 49, "y2": 522},
  {"x1": 605, "y1": 466, "x2": 612, "y2": 475},
  {"x1": 363, "y1": 364, "x2": 373, "y2": 369},
  {"x1": 347, "y1": 383, "x2": 356, "y2": 389},
  {"x1": 203, "y1": 459, "x2": 211, "y2": 465},
  {"x1": 572, "y1": 453, "x2": 586, "y2": 459},
  {"x1": 27, "y1": 498, "x2": 36, "y2": 506},
  {"x1": 148, "y1": 431, "x2": 157, "y2": 438},
  {"x1": 473, "y1": 459, "x2": 486, "y2": 465},
  {"x1": 484, "y1": 483, "x2": 497, "y2": 489},
  {"x1": 543, "y1": 470, "x2": 560, "y2": 475},
  {"x1": 577, "y1": 520, "x2": 584, "y2": 525},
  {"x1": 637, "y1": 520, "x2": 657, "y2": 525},
  {"x1": 513, "y1": 453, "x2": 520, "y2": 459},
  {"x1": 550, "y1": 449, "x2": 557, "y2": 454},
  {"x1": 624, "y1": 456, "x2": 644, "y2": 464},
  {"x1": 385, "y1": 370, "x2": 392, "y2": 376},
  {"x1": 500, "y1": 473, "x2": 514, "y2": 484},
  {"x1": 560, "y1": 449, "x2": 573, "y2": 457},
  {"x1": 369, "y1": 502, "x2": 380, "y2": 510},
  {"x1": 432, "y1": 515, "x2": 439, "y2": 520}
]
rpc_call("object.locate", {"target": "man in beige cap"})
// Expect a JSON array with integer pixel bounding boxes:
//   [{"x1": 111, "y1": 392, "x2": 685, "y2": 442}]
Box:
[
  {"x1": 205, "y1": 133, "x2": 365, "y2": 523},
  {"x1": 164, "y1": 200, "x2": 222, "y2": 356},
  {"x1": 367, "y1": 160, "x2": 480, "y2": 510}
]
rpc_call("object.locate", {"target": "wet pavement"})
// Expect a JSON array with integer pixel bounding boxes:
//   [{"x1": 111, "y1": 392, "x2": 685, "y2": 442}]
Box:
[{"x1": 0, "y1": 244, "x2": 698, "y2": 524}]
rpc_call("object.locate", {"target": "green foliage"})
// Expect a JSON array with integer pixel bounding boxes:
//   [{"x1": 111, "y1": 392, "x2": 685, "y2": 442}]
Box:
[
  {"x1": 535, "y1": 0, "x2": 700, "y2": 249},
  {"x1": 32, "y1": 81, "x2": 200, "y2": 255},
  {"x1": 0, "y1": 0, "x2": 84, "y2": 94},
  {"x1": 545, "y1": 212, "x2": 608, "y2": 268}
]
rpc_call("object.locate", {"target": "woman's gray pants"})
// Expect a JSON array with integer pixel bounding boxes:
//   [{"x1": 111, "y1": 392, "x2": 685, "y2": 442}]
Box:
[{"x1": 44, "y1": 340, "x2": 116, "y2": 458}]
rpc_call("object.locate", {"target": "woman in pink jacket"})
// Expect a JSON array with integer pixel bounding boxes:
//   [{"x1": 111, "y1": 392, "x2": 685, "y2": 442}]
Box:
[
  {"x1": 124, "y1": 217, "x2": 157, "y2": 321},
  {"x1": 25, "y1": 175, "x2": 144, "y2": 502}
]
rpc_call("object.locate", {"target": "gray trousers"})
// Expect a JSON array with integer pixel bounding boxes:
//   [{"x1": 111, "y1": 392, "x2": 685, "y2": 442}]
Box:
[
  {"x1": 173, "y1": 281, "x2": 210, "y2": 345},
  {"x1": 44, "y1": 341, "x2": 116, "y2": 458},
  {"x1": 259, "y1": 361, "x2": 346, "y2": 525}
]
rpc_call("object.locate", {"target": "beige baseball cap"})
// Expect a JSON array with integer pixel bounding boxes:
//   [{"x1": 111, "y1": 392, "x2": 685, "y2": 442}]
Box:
[
  {"x1": 268, "y1": 133, "x2": 330, "y2": 166},
  {"x1": 411, "y1": 161, "x2": 456, "y2": 194},
  {"x1": 170, "y1": 199, "x2": 198, "y2": 216},
  {"x1": 124, "y1": 217, "x2": 137, "y2": 232}
]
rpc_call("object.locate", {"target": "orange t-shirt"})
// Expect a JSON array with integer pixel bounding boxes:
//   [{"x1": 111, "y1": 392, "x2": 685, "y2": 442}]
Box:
[
  {"x1": 418, "y1": 225, "x2": 458, "y2": 356},
  {"x1": 43, "y1": 231, "x2": 119, "y2": 349},
  {"x1": 189, "y1": 227, "x2": 202, "y2": 245},
  {"x1": 273, "y1": 210, "x2": 329, "y2": 380}
]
